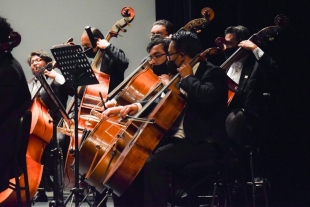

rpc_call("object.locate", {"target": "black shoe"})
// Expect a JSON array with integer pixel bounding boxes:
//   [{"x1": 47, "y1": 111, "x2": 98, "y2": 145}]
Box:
[
  {"x1": 33, "y1": 191, "x2": 48, "y2": 202},
  {"x1": 41, "y1": 171, "x2": 54, "y2": 192}
]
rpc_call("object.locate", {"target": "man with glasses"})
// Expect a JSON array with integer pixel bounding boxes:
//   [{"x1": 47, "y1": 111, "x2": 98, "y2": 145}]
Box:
[
  {"x1": 149, "y1": 19, "x2": 174, "y2": 39},
  {"x1": 101, "y1": 31, "x2": 228, "y2": 206},
  {"x1": 98, "y1": 36, "x2": 173, "y2": 120},
  {"x1": 27, "y1": 49, "x2": 74, "y2": 202}
]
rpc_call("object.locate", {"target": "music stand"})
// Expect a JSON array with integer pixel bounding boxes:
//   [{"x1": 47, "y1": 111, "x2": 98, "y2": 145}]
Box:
[{"x1": 51, "y1": 44, "x2": 98, "y2": 207}]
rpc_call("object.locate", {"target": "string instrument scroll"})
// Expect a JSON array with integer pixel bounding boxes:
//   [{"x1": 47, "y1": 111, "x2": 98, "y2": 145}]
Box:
[{"x1": 177, "y1": 7, "x2": 214, "y2": 33}]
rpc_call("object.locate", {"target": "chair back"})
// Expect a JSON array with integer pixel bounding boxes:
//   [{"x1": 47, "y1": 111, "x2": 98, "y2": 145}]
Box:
[{"x1": 17, "y1": 111, "x2": 32, "y2": 169}]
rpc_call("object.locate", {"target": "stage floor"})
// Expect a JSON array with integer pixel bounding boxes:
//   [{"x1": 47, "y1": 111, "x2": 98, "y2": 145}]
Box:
[{"x1": 32, "y1": 191, "x2": 114, "y2": 207}]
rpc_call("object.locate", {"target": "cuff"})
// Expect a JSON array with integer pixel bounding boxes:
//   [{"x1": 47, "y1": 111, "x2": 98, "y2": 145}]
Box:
[
  {"x1": 55, "y1": 73, "x2": 65, "y2": 85},
  {"x1": 253, "y1": 47, "x2": 264, "y2": 60},
  {"x1": 134, "y1": 103, "x2": 143, "y2": 112}
]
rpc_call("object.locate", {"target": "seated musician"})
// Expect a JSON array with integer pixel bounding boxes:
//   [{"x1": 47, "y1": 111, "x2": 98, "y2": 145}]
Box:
[
  {"x1": 80, "y1": 27, "x2": 129, "y2": 93},
  {"x1": 223, "y1": 25, "x2": 278, "y2": 147},
  {"x1": 96, "y1": 36, "x2": 174, "y2": 119},
  {"x1": 27, "y1": 49, "x2": 74, "y2": 202},
  {"x1": 0, "y1": 16, "x2": 32, "y2": 192},
  {"x1": 102, "y1": 31, "x2": 229, "y2": 206}
]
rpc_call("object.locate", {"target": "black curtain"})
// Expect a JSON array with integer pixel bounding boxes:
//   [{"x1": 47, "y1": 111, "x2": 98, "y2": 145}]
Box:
[{"x1": 156, "y1": 0, "x2": 310, "y2": 206}]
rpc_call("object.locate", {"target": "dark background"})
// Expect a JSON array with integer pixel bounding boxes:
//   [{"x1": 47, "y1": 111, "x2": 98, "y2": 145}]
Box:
[{"x1": 156, "y1": 0, "x2": 309, "y2": 206}]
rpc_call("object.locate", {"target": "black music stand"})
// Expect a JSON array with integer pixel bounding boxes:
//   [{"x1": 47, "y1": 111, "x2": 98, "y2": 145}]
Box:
[
  {"x1": 51, "y1": 45, "x2": 98, "y2": 207},
  {"x1": 32, "y1": 73, "x2": 67, "y2": 207}
]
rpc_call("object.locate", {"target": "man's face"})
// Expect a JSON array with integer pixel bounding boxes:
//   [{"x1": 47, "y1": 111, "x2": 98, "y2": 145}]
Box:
[
  {"x1": 224, "y1": 33, "x2": 238, "y2": 48},
  {"x1": 30, "y1": 55, "x2": 47, "y2": 74},
  {"x1": 81, "y1": 33, "x2": 98, "y2": 53},
  {"x1": 167, "y1": 41, "x2": 182, "y2": 66},
  {"x1": 150, "y1": 25, "x2": 168, "y2": 38},
  {"x1": 148, "y1": 44, "x2": 167, "y2": 66}
]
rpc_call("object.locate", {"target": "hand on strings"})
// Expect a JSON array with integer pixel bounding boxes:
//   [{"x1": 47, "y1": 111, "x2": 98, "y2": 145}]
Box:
[
  {"x1": 90, "y1": 109, "x2": 102, "y2": 119},
  {"x1": 238, "y1": 40, "x2": 258, "y2": 51},
  {"x1": 44, "y1": 69, "x2": 58, "y2": 79},
  {"x1": 104, "y1": 100, "x2": 117, "y2": 109},
  {"x1": 63, "y1": 37, "x2": 75, "y2": 46},
  {"x1": 177, "y1": 63, "x2": 193, "y2": 79},
  {"x1": 97, "y1": 38, "x2": 111, "y2": 50},
  {"x1": 159, "y1": 74, "x2": 172, "y2": 86},
  {"x1": 101, "y1": 106, "x2": 124, "y2": 120},
  {"x1": 119, "y1": 104, "x2": 139, "y2": 119},
  {"x1": 59, "y1": 119, "x2": 74, "y2": 136}
]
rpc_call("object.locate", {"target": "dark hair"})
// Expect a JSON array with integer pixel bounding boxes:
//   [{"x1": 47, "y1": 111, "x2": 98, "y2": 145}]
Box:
[
  {"x1": 0, "y1": 16, "x2": 13, "y2": 43},
  {"x1": 82, "y1": 27, "x2": 105, "y2": 39},
  {"x1": 170, "y1": 31, "x2": 202, "y2": 58},
  {"x1": 153, "y1": 19, "x2": 174, "y2": 35},
  {"x1": 146, "y1": 37, "x2": 170, "y2": 53},
  {"x1": 224, "y1": 25, "x2": 250, "y2": 43},
  {"x1": 27, "y1": 49, "x2": 52, "y2": 66}
]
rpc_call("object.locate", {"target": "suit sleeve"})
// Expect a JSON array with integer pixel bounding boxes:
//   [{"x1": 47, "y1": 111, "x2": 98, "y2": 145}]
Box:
[
  {"x1": 179, "y1": 64, "x2": 227, "y2": 108},
  {"x1": 105, "y1": 44, "x2": 129, "y2": 73}
]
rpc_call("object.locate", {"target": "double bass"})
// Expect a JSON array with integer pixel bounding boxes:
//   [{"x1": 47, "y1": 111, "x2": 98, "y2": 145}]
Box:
[
  {"x1": 60, "y1": 7, "x2": 135, "y2": 191},
  {"x1": 215, "y1": 14, "x2": 289, "y2": 106},
  {"x1": 78, "y1": 8, "x2": 215, "y2": 189}
]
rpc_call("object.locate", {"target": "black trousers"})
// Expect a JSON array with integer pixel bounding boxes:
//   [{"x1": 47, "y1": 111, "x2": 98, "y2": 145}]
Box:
[{"x1": 113, "y1": 137, "x2": 221, "y2": 207}]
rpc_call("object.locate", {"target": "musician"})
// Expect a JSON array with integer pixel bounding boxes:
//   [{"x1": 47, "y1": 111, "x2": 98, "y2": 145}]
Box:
[
  {"x1": 149, "y1": 19, "x2": 174, "y2": 38},
  {"x1": 104, "y1": 31, "x2": 228, "y2": 206},
  {"x1": 80, "y1": 27, "x2": 129, "y2": 92},
  {"x1": 0, "y1": 16, "x2": 32, "y2": 192},
  {"x1": 224, "y1": 25, "x2": 278, "y2": 146},
  {"x1": 27, "y1": 49, "x2": 74, "y2": 202},
  {"x1": 79, "y1": 27, "x2": 129, "y2": 206},
  {"x1": 97, "y1": 36, "x2": 173, "y2": 118}
]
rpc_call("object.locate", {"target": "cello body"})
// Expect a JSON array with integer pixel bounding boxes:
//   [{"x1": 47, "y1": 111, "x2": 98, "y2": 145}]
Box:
[
  {"x1": 63, "y1": 7, "x2": 135, "y2": 190},
  {"x1": 102, "y1": 90, "x2": 186, "y2": 195},
  {"x1": 78, "y1": 66, "x2": 161, "y2": 179},
  {"x1": 0, "y1": 98, "x2": 53, "y2": 206}
]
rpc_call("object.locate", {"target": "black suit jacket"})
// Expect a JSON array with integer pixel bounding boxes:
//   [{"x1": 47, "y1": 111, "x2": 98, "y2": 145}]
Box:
[
  {"x1": 0, "y1": 52, "x2": 32, "y2": 191},
  {"x1": 179, "y1": 61, "x2": 228, "y2": 147},
  {"x1": 99, "y1": 44, "x2": 129, "y2": 92},
  {"x1": 141, "y1": 61, "x2": 228, "y2": 149},
  {"x1": 228, "y1": 53, "x2": 278, "y2": 131}
]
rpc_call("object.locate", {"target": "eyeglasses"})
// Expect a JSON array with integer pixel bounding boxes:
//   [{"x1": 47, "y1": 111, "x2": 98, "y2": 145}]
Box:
[
  {"x1": 30, "y1": 58, "x2": 43, "y2": 65},
  {"x1": 148, "y1": 33, "x2": 168, "y2": 38},
  {"x1": 148, "y1": 53, "x2": 166, "y2": 61},
  {"x1": 166, "y1": 52, "x2": 180, "y2": 60}
]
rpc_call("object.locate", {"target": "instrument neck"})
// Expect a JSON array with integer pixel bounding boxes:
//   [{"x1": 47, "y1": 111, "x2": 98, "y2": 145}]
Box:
[
  {"x1": 92, "y1": 49, "x2": 103, "y2": 72},
  {"x1": 106, "y1": 58, "x2": 150, "y2": 101}
]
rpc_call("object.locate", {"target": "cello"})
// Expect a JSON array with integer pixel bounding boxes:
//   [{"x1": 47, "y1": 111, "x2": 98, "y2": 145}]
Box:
[
  {"x1": 59, "y1": 7, "x2": 135, "y2": 191},
  {"x1": 101, "y1": 47, "x2": 222, "y2": 196},
  {"x1": 78, "y1": 8, "x2": 215, "y2": 187},
  {"x1": 106, "y1": 7, "x2": 215, "y2": 106},
  {"x1": 0, "y1": 65, "x2": 54, "y2": 206},
  {"x1": 215, "y1": 14, "x2": 289, "y2": 106}
]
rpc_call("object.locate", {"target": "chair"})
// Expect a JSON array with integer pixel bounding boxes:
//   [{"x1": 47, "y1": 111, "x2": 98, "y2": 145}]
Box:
[
  {"x1": 7, "y1": 110, "x2": 32, "y2": 207},
  {"x1": 170, "y1": 158, "x2": 228, "y2": 207},
  {"x1": 226, "y1": 108, "x2": 270, "y2": 207}
]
